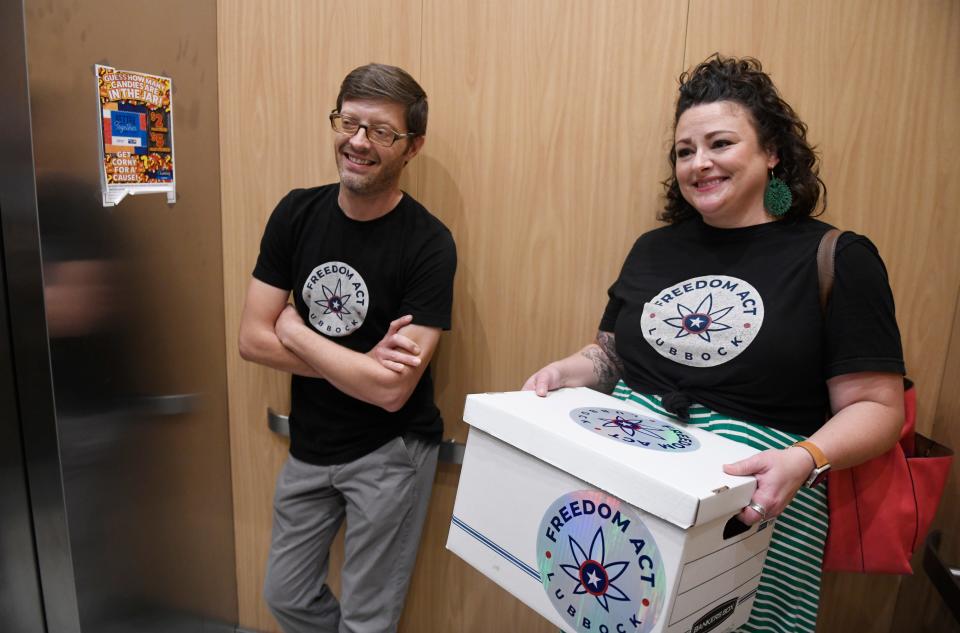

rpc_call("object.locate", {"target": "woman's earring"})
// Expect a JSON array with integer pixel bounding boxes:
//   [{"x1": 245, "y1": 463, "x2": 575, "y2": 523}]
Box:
[{"x1": 764, "y1": 170, "x2": 793, "y2": 217}]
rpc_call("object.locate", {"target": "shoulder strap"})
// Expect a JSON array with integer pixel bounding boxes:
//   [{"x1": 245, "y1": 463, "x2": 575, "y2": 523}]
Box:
[{"x1": 817, "y1": 229, "x2": 842, "y2": 316}]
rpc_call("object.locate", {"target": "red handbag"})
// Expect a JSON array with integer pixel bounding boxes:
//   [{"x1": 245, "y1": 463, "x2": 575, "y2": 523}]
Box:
[
  {"x1": 816, "y1": 229, "x2": 954, "y2": 574},
  {"x1": 822, "y1": 379, "x2": 953, "y2": 573}
]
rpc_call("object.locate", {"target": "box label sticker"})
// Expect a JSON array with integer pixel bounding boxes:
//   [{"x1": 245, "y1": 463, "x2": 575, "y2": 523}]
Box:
[
  {"x1": 691, "y1": 598, "x2": 738, "y2": 633},
  {"x1": 570, "y1": 407, "x2": 700, "y2": 452},
  {"x1": 537, "y1": 490, "x2": 666, "y2": 633}
]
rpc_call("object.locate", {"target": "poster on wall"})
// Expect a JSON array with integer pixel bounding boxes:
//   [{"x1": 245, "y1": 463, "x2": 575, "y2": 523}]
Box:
[{"x1": 95, "y1": 64, "x2": 176, "y2": 206}]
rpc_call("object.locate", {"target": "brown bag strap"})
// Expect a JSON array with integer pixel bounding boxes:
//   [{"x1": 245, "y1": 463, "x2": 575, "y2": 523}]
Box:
[{"x1": 817, "y1": 228, "x2": 842, "y2": 315}]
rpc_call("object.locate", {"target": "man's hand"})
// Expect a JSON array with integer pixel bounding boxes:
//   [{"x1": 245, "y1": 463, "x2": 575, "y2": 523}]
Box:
[
  {"x1": 521, "y1": 334, "x2": 621, "y2": 397},
  {"x1": 370, "y1": 314, "x2": 422, "y2": 373}
]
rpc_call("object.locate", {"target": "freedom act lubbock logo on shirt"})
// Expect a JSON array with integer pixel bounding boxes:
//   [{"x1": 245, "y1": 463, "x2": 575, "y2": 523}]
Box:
[
  {"x1": 537, "y1": 491, "x2": 666, "y2": 633},
  {"x1": 302, "y1": 261, "x2": 369, "y2": 337},
  {"x1": 570, "y1": 407, "x2": 700, "y2": 452},
  {"x1": 641, "y1": 275, "x2": 764, "y2": 368}
]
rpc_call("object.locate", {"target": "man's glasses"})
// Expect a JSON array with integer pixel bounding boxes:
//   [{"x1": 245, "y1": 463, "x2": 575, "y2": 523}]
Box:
[{"x1": 329, "y1": 112, "x2": 415, "y2": 147}]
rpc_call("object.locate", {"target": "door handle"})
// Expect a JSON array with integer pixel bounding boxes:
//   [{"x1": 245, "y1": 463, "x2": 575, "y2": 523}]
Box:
[
  {"x1": 924, "y1": 530, "x2": 960, "y2": 623},
  {"x1": 437, "y1": 438, "x2": 465, "y2": 465},
  {"x1": 266, "y1": 408, "x2": 465, "y2": 464},
  {"x1": 267, "y1": 408, "x2": 290, "y2": 437},
  {"x1": 135, "y1": 394, "x2": 199, "y2": 415}
]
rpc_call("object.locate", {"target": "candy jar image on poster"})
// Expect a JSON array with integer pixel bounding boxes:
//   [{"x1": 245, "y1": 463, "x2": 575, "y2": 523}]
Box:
[{"x1": 95, "y1": 65, "x2": 176, "y2": 206}]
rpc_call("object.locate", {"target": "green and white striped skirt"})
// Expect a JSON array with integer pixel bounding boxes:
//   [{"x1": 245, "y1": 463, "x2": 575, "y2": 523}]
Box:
[{"x1": 611, "y1": 381, "x2": 827, "y2": 633}]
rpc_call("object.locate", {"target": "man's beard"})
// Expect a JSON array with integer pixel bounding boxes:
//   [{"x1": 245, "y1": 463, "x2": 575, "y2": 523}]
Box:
[{"x1": 338, "y1": 154, "x2": 404, "y2": 196}]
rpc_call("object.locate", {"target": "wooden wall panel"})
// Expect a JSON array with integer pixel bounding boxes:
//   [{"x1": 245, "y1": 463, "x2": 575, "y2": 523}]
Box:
[
  {"x1": 405, "y1": 2, "x2": 688, "y2": 631},
  {"x1": 220, "y1": 0, "x2": 960, "y2": 632},
  {"x1": 420, "y1": 0, "x2": 688, "y2": 438},
  {"x1": 217, "y1": 2, "x2": 421, "y2": 630},
  {"x1": 220, "y1": 0, "x2": 688, "y2": 630},
  {"x1": 684, "y1": 2, "x2": 960, "y2": 632},
  {"x1": 684, "y1": 0, "x2": 960, "y2": 437}
]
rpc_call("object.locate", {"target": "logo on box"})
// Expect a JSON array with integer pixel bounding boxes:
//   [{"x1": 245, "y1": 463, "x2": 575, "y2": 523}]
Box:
[
  {"x1": 570, "y1": 407, "x2": 700, "y2": 452},
  {"x1": 537, "y1": 490, "x2": 666, "y2": 633}
]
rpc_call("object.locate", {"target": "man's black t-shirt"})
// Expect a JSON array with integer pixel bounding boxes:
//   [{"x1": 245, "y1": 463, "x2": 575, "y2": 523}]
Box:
[
  {"x1": 600, "y1": 217, "x2": 904, "y2": 437},
  {"x1": 253, "y1": 184, "x2": 457, "y2": 465}
]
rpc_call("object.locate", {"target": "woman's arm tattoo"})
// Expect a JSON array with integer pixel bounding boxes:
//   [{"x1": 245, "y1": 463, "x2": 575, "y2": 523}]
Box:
[{"x1": 581, "y1": 331, "x2": 624, "y2": 393}]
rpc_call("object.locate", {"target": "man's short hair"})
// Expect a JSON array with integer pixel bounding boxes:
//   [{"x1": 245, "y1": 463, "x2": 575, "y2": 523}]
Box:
[{"x1": 336, "y1": 64, "x2": 428, "y2": 137}]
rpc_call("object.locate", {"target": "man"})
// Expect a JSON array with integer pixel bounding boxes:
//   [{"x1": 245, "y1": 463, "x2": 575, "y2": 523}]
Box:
[{"x1": 238, "y1": 63, "x2": 456, "y2": 633}]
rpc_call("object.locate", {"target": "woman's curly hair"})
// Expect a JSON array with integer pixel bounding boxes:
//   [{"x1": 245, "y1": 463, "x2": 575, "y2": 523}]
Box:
[{"x1": 660, "y1": 54, "x2": 826, "y2": 223}]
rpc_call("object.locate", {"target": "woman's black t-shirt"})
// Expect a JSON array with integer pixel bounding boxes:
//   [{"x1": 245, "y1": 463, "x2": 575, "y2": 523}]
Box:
[{"x1": 600, "y1": 217, "x2": 904, "y2": 436}]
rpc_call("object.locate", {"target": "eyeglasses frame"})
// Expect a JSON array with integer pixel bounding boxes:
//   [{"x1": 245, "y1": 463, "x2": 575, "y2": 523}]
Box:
[{"x1": 328, "y1": 110, "x2": 417, "y2": 147}]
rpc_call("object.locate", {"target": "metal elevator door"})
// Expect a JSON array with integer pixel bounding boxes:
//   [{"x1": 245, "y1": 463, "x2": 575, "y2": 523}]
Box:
[
  {"x1": 0, "y1": 204, "x2": 46, "y2": 632},
  {"x1": 1, "y1": 0, "x2": 239, "y2": 631}
]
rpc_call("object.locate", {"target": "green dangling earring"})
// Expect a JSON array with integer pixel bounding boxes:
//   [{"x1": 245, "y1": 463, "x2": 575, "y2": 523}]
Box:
[{"x1": 764, "y1": 169, "x2": 793, "y2": 217}]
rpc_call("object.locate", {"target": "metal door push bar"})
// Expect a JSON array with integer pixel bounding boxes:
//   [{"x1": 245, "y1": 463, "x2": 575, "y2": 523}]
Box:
[{"x1": 267, "y1": 408, "x2": 465, "y2": 465}]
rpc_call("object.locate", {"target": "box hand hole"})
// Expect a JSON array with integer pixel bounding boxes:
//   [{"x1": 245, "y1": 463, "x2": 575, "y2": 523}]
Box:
[{"x1": 723, "y1": 515, "x2": 751, "y2": 540}]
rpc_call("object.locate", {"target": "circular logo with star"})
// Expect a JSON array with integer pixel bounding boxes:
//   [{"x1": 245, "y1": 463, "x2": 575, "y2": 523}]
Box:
[
  {"x1": 641, "y1": 275, "x2": 764, "y2": 368},
  {"x1": 537, "y1": 490, "x2": 666, "y2": 633},
  {"x1": 570, "y1": 407, "x2": 700, "y2": 452},
  {"x1": 301, "y1": 261, "x2": 369, "y2": 337}
]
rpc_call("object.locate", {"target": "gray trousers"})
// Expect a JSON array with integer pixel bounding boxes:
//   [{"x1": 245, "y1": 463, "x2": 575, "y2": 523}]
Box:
[{"x1": 263, "y1": 434, "x2": 438, "y2": 633}]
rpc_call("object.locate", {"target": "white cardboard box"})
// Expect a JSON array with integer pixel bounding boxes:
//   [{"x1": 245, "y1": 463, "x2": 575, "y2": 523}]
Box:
[{"x1": 446, "y1": 387, "x2": 776, "y2": 633}]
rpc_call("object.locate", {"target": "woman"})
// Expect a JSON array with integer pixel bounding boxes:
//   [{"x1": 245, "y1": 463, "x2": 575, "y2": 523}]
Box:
[{"x1": 522, "y1": 55, "x2": 905, "y2": 632}]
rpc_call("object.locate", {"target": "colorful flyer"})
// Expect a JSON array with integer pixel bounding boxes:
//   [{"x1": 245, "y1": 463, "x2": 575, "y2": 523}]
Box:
[{"x1": 95, "y1": 65, "x2": 176, "y2": 206}]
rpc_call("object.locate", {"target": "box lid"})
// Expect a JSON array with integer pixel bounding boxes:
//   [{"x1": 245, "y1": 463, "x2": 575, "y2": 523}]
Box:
[{"x1": 462, "y1": 387, "x2": 759, "y2": 528}]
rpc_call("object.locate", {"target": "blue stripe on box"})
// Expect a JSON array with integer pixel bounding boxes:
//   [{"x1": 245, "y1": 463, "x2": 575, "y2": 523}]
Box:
[{"x1": 451, "y1": 515, "x2": 542, "y2": 582}]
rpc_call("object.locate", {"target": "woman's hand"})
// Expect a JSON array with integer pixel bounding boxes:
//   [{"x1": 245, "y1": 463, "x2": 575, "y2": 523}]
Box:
[
  {"x1": 522, "y1": 333, "x2": 623, "y2": 397},
  {"x1": 722, "y1": 446, "x2": 815, "y2": 525},
  {"x1": 370, "y1": 315, "x2": 422, "y2": 373},
  {"x1": 522, "y1": 363, "x2": 565, "y2": 397}
]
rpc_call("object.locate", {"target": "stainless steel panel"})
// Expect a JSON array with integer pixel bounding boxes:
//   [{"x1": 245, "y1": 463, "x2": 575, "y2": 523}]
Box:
[
  {"x1": 1, "y1": 0, "x2": 80, "y2": 630},
  {"x1": 0, "y1": 214, "x2": 47, "y2": 633},
  {"x1": 3, "y1": 0, "x2": 239, "y2": 631}
]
